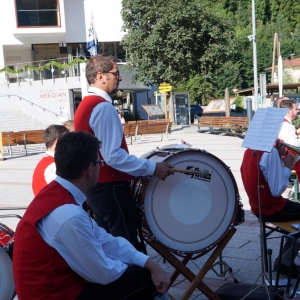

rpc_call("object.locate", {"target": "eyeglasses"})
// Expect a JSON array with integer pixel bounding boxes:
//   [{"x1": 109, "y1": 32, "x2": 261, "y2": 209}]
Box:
[
  {"x1": 106, "y1": 71, "x2": 120, "y2": 78},
  {"x1": 92, "y1": 160, "x2": 105, "y2": 167}
]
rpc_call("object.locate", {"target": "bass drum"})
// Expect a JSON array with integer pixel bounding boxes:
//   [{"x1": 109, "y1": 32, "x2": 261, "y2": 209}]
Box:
[
  {"x1": 0, "y1": 223, "x2": 15, "y2": 300},
  {"x1": 136, "y1": 148, "x2": 239, "y2": 254}
]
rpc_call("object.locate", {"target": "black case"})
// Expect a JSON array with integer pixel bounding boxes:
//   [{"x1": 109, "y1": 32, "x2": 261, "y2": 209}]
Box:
[{"x1": 215, "y1": 283, "x2": 284, "y2": 300}]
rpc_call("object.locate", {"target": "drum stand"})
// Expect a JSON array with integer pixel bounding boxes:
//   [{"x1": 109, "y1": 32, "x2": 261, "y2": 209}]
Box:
[
  {"x1": 143, "y1": 226, "x2": 236, "y2": 300},
  {"x1": 211, "y1": 252, "x2": 239, "y2": 283}
]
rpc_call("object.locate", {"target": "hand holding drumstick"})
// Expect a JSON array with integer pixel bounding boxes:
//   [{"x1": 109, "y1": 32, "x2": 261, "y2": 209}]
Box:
[{"x1": 154, "y1": 162, "x2": 174, "y2": 180}]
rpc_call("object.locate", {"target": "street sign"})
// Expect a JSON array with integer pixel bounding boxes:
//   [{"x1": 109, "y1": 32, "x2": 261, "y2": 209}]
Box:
[
  {"x1": 159, "y1": 87, "x2": 172, "y2": 93},
  {"x1": 159, "y1": 82, "x2": 171, "y2": 87}
]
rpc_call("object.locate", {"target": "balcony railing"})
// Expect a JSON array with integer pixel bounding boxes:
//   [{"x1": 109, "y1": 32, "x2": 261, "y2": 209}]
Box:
[
  {"x1": 0, "y1": 56, "x2": 87, "y2": 85},
  {"x1": 0, "y1": 56, "x2": 126, "y2": 85}
]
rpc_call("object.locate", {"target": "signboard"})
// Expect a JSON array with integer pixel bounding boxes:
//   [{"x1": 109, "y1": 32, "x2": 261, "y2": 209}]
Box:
[
  {"x1": 203, "y1": 98, "x2": 236, "y2": 113},
  {"x1": 159, "y1": 82, "x2": 172, "y2": 93},
  {"x1": 142, "y1": 104, "x2": 165, "y2": 117}
]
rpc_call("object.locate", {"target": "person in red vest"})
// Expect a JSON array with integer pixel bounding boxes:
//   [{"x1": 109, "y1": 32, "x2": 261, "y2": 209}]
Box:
[
  {"x1": 277, "y1": 99, "x2": 300, "y2": 199},
  {"x1": 74, "y1": 54, "x2": 174, "y2": 250},
  {"x1": 32, "y1": 124, "x2": 69, "y2": 196},
  {"x1": 278, "y1": 99, "x2": 300, "y2": 146},
  {"x1": 240, "y1": 144, "x2": 300, "y2": 222},
  {"x1": 13, "y1": 131, "x2": 170, "y2": 300}
]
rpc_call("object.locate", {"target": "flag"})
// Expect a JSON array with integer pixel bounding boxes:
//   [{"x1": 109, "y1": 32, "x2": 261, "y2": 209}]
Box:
[{"x1": 86, "y1": 14, "x2": 98, "y2": 57}]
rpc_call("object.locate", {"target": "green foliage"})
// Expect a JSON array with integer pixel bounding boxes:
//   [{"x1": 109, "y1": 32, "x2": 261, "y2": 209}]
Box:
[
  {"x1": 123, "y1": 111, "x2": 141, "y2": 122},
  {"x1": 121, "y1": 0, "x2": 300, "y2": 100},
  {"x1": 235, "y1": 96, "x2": 244, "y2": 113},
  {"x1": 121, "y1": 0, "x2": 235, "y2": 86}
]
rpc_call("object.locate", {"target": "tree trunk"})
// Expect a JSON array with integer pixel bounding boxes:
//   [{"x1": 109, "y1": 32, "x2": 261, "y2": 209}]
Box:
[
  {"x1": 168, "y1": 93, "x2": 175, "y2": 123},
  {"x1": 225, "y1": 87, "x2": 230, "y2": 117}
]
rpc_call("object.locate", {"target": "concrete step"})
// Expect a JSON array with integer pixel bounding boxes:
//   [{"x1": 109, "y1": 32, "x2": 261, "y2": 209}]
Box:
[{"x1": 0, "y1": 111, "x2": 48, "y2": 132}]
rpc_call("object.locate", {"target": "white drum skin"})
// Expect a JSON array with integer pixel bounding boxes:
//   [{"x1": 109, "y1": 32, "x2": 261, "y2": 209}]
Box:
[{"x1": 137, "y1": 149, "x2": 239, "y2": 254}]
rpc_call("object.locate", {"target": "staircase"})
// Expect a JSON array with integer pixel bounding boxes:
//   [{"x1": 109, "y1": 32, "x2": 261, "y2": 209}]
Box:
[{"x1": 0, "y1": 111, "x2": 48, "y2": 132}]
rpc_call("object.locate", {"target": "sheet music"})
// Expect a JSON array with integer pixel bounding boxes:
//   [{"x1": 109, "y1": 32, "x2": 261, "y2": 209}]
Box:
[{"x1": 242, "y1": 107, "x2": 288, "y2": 152}]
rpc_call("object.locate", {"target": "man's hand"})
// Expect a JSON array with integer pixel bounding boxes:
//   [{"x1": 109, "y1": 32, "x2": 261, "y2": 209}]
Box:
[
  {"x1": 282, "y1": 152, "x2": 295, "y2": 170},
  {"x1": 154, "y1": 162, "x2": 174, "y2": 180},
  {"x1": 144, "y1": 259, "x2": 170, "y2": 294}
]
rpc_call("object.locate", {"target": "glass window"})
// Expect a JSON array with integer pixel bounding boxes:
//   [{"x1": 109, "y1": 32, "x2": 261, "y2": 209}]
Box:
[
  {"x1": 116, "y1": 42, "x2": 126, "y2": 61},
  {"x1": 103, "y1": 42, "x2": 115, "y2": 56},
  {"x1": 16, "y1": 0, "x2": 60, "y2": 27}
]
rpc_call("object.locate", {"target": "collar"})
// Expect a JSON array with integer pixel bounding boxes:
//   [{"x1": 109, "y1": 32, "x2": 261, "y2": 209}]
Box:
[
  {"x1": 55, "y1": 176, "x2": 86, "y2": 206},
  {"x1": 284, "y1": 116, "x2": 293, "y2": 124},
  {"x1": 88, "y1": 87, "x2": 112, "y2": 104},
  {"x1": 45, "y1": 151, "x2": 54, "y2": 157}
]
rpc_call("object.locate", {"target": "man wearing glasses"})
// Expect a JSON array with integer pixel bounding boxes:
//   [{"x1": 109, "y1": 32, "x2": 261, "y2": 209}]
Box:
[
  {"x1": 13, "y1": 131, "x2": 170, "y2": 299},
  {"x1": 278, "y1": 99, "x2": 300, "y2": 147},
  {"x1": 74, "y1": 54, "x2": 174, "y2": 250}
]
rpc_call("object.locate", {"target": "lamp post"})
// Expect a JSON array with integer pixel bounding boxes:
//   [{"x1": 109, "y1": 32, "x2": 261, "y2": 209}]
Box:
[{"x1": 248, "y1": 0, "x2": 258, "y2": 109}]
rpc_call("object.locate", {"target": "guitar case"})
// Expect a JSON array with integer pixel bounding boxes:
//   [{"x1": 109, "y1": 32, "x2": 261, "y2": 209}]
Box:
[{"x1": 215, "y1": 283, "x2": 284, "y2": 300}]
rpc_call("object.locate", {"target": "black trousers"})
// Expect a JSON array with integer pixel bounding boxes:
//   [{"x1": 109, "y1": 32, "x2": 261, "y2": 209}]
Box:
[
  {"x1": 76, "y1": 266, "x2": 158, "y2": 300},
  {"x1": 257, "y1": 199, "x2": 300, "y2": 222},
  {"x1": 86, "y1": 181, "x2": 140, "y2": 249}
]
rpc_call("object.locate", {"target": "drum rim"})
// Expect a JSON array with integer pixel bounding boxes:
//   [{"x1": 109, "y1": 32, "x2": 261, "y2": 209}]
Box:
[{"x1": 136, "y1": 148, "x2": 240, "y2": 254}]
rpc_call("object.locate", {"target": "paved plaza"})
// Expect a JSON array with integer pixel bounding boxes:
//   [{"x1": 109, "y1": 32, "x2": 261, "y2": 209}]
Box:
[{"x1": 0, "y1": 126, "x2": 298, "y2": 299}]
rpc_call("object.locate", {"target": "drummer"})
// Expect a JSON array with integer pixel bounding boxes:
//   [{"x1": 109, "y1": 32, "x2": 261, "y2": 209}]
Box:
[
  {"x1": 74, "y1": 53, "x2": 174, "y2": 250},
  {"x1": 13, "y1": 131, "x2": 171, "y2": 300}
]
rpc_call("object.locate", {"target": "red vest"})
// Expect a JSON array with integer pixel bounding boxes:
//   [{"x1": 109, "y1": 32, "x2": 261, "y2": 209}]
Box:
[
  {"x1": 74, "y1": 94, "x2": 133, "y2": 182},
  {"x1": 32, "y1": 155, "x2": 54, "y2": 196},
  {"x1": 13, "y1": 181, "x2": 86, "y2": 300},
  {"x1": 240, "y1": 149, "x2": 286, "y2": 215}
]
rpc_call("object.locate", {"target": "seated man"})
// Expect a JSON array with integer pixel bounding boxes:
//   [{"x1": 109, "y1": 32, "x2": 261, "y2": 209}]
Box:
[
  {"x1": 278, "y1": 99, "x2": 300, "y2": 146},
  {"x1": 241, "y1": 144, "x2": 300, "y2": 222},
  {"x1": 13, "y1": 131, "x2": 170, "y2": 300},
  {"x1": 32, "y1": 124, "x2": 69, "y2": 196}
]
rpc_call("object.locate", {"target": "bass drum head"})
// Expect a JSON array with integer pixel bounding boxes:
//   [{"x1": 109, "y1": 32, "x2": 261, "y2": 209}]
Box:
[
  {"x1": 0, "y1": 247, "x2": 15, "y2": 300},
  {"x1": 143, "y1": 149, "x2": 238, "y2": 253}
]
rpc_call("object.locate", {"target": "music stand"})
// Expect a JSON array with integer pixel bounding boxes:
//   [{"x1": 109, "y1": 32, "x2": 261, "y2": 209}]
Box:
[{"x1": 241, "y1": 107, "x2": 287, "y2": 297}]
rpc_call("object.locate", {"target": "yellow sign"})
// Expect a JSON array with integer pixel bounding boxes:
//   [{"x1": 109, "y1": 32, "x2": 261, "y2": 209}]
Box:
[
  {"x1": 159, "y1": 89, "x2": 172, "y2": 93},
  {"x1": 159, "y1": 82, "x2": 171, "y2": 88}
]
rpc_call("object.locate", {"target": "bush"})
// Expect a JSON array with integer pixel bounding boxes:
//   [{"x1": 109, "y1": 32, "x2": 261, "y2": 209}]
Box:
[
  {"x1": 235, "y1": 96, "x2": 244, "y2": 113},
  {"x1": 123, "y1": 110, "x2": 141, "y2": 122}
]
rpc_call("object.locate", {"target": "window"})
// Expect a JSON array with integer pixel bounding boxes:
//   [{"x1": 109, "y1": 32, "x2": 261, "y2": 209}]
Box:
[{"x1": 16, "y1": 0, "x2": 60, "y2": 27}]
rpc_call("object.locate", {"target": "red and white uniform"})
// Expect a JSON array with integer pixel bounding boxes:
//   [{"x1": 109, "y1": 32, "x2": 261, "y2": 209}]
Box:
[{"x1": 32, "y1": 152, "x2": 56, "y2": 196}]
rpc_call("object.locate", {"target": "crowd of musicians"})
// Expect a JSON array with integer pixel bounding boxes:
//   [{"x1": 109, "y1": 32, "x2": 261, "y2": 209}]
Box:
[{"x1": 11, "y1": 54, "x2": 300, "y2": 299}]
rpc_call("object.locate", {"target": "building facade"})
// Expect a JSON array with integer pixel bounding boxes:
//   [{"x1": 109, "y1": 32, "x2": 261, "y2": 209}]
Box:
[{"x1": 0, "y1": 0, "x2": 154, "y2": 125}]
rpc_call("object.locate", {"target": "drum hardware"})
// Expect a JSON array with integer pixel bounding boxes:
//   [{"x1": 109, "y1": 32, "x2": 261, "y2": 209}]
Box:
[
  {"x1": 144, "y1": 227, "x2": 236, "y2": 300},
  {"x1": 211, "y1": 252, "x2": 239, "y2": 283}
]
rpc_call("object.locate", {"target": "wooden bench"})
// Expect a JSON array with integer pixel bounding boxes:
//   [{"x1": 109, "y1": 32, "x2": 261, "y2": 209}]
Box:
[
  {"x1": 0, "y1": 131, "x2": 17, "y2": 157},
  {"x1": 0, "y1": 129, "x2": 45, "y2": 157},
  {"x1": 135, "y1": 122, "x2": 170, "y2": 143},
  {"x1": 123, "y1": 123, "x2": 138, "y2": 145},
  {"x1": 191, "y1": 116, "x2": 249, "y2": 136}
]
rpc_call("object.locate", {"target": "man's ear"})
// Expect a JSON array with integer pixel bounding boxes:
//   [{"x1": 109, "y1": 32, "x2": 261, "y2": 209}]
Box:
[{"x1": 85, "y1": 163, "x2": 93, "y2": 178}]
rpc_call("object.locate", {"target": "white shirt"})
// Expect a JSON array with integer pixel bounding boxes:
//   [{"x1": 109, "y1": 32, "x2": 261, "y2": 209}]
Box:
[
  {"x1": 44, "y1": 151, "x2": 56, "y2": 184},
  {"x1": 259, "y1": 147, "x2": 291, "y2": 197},
  {"x1": 88, "y1": 87, "x2": 156, "y2": 177},
  {"x1": 278, "y1": 116, "x2": 300, "y2": 147},
  {"x1": 36, "y1": 176, "x2": 149, "y2": 284}
]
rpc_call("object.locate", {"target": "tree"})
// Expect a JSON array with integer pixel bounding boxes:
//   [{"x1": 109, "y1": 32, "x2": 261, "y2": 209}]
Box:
[{"x1": 121, "y1": 0, "x2": 235, "y2": 121}]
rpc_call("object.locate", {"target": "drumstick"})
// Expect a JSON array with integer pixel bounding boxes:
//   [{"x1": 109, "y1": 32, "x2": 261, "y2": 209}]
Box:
[{"x1": 173, "y1": 168, "x2": 202, "y2": 175}]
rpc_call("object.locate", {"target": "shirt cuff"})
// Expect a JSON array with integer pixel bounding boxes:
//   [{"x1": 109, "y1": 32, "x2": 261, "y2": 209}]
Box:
[
  {"x1": 283, "y1": 167, "x2": 291, "y2": 178},
  {"x1": 132, "y1": 251, "x2": 149, "y2": 268}
]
